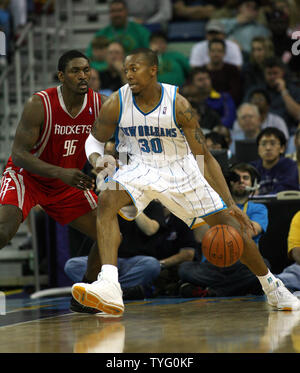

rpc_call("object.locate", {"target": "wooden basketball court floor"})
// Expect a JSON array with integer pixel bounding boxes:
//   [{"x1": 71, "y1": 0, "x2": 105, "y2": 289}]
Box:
[{"x1": 1, "y1": 292, "x2": 300, "y2": 357}]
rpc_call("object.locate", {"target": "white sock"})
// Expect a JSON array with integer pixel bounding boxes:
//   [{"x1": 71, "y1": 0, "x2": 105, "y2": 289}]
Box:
[
  {"x1": 99, "y1": 264, "x2": 118, "y2": 283},
  {"x1": 257, "y1": 269, "x2": 278, "y2": 290}
]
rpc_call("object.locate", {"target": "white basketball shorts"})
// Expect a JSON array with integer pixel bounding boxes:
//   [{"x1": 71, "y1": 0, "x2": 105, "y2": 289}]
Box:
[{"x1": 105, "y1": 154, "x2": 227, "y2": 229}]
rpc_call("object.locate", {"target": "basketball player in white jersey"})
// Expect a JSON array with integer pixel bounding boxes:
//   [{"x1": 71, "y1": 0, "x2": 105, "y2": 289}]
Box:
[{"x1": 72, "y1": 48, "x2": 300, "y2": 315}]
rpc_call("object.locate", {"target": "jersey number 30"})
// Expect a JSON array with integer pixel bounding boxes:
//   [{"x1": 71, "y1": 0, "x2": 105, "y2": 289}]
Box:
[{"x1": 138, "y1": 138, "x2": 162, "y2": 153}]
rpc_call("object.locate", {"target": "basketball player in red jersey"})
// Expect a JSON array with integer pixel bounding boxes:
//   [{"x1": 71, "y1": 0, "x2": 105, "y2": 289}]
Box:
[{"x1": 0, "y1": 50, "x2": 106, "y2": 309}]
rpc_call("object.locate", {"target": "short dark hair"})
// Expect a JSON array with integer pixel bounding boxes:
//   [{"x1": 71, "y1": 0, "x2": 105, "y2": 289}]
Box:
[
  {"x1": 91, "y1": 36, "x2": 110, "y2": 49},
  {"x1": 230, "y1": 162, "x2": 261, "y2": 186},
  {"x1": 58, "y1": 50, "x2": 89, "y2": 72},
  {"x1": 189, "y1": 66, "x2": 210, "y2": 82},
  {"x1": 205, "y1": 132, "x2": 228, "y2": 149},
  {"x1": 109, "y1": 0, "x2": 127, "y2": 9},
  {"x1": 256, "y1": 127, "x2": 287, "y2": 147},
  {"x1": 208, "y1": 38, "x2": 226, "y2": 51},
  {"x1": 126, "y1": 47, "x2": 159, "y2": 67},
  {"x1": 263, "y1": 56, "x2": 285, "y2": 71},
  {"x1": 150, "y1": 31, "x2": 168, "y2": 43},
  {"x1": 249, "y1": 88, "x2": 271, "y2": 105}
]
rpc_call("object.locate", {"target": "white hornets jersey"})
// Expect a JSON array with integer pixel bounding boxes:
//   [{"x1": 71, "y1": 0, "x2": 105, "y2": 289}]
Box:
[{"x1": 116, "y1": 83, "x2": 192, "y2": 167}]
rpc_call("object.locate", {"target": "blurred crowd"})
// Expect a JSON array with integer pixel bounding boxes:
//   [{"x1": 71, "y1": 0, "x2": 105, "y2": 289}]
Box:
[{"x1": 82, "y1": 0, "x2": 300, "y2": 194}]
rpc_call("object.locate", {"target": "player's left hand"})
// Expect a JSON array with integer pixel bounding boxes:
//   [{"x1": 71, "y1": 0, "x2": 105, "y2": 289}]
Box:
[{"x1": 228, "y1": 204, "x2": 256, "y2": 237}]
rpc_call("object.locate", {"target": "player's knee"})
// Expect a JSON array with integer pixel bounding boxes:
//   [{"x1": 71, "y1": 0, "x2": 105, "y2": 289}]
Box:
[
  {"x1": 0, "y1": 206, "x2": 22, "y2": 249},
  {"x1": 98, "y1": 192, "x2": 116, "y2": 215},
  {"x1": 98, "y1": 190, "x2": 126, "y2": 214}
]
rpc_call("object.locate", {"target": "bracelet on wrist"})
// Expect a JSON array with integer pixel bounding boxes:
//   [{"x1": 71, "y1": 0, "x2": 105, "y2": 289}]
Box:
[{"x1": 281, "y1": 89, "x2": 289, "y2": 97}]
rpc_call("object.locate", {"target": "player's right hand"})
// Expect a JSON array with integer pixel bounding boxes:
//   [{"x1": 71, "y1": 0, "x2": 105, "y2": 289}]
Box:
[{"x1": 59, "y1": 168, "x2": 95, "y2": 190}]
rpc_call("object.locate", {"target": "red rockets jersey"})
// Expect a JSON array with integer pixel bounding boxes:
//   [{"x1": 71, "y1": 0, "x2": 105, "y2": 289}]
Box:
[{"x1": 6, "y1": 86, "x2": 102, "y2": 188}]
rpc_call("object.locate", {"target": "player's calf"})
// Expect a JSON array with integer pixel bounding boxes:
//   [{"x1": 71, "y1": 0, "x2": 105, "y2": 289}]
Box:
[{"x1": 0, "y1": 205, "x2": 22, "y2": 249}]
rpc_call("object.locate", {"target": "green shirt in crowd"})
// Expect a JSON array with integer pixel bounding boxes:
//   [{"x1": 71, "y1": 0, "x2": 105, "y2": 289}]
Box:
[
  {"x1": 157, "y1": 51, "x2": 190, "y2": 87},
  {"x1": 86, "y1": 21, "x2": 150, "y2": 59}
]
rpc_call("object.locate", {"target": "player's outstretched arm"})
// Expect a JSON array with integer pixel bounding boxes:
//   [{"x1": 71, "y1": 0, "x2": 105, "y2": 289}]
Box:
[
  {"x1": 12, "y1": 95, "x2": 63, "y2": 178},
  {"x1": 176, "y1": 93, "x2": 255, "y2": 234},
  {"x1": 11, "y1": 95, "x2": 94, "y2": 190},
  {"x1": 87, "y1": 91, "x2": 120, "y2": 171},
  {"x1": 175, "y1": 93, "x2": 235, "y2": 207}
]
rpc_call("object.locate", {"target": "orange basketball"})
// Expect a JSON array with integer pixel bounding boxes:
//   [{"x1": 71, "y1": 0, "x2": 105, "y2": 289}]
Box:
[{"x1": 201, "y1": 224, "x2": 244, "y2": 267}]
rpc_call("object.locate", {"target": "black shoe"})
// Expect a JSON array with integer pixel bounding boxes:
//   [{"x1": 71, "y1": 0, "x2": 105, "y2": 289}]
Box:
[
  {"x1": 122, "y1": 285, "x2": 145, "y2": 300},
  {"x1": 179, "y1": 283, "x2": 211, "y2": 298},
  {"x1": 69, "y1": 296, "x2": 99, "y2": 314}
]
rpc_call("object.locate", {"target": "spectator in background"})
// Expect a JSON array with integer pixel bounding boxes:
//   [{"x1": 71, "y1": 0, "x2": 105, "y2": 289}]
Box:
[
  {"x1": 249, "y1": 88, "x2": 289, "y2": 141},
  {"x1": 179, "y1": 162, "x2": 269, "y2": 298},
  {"x1": 276, "y1": 210, "x2": 300, "y2": 293},
  {"x1": 204, "y1": 38, "x2": 243, "y2": 106},
  {"x1": 149, "y1": 207, "x2": 197, "y2": 297},
  {"x1": 286, "y1": 128, "x2": 300, "y2": 184},
  {"x1": 187, "y1": 67, "x2": 236, "y2": 129},
  {"x1": 88, "y1": 36, "x2": 109, "y2": 72},
  {"x1": 212, "y1": 124, "x2": 236, "y2": 165},
  {"x1": 189, "y1": 19, "x2": 243, "y2": 69},
  {"x1": 233, "y1": 88, "x2": 290, "y2": 141},
  {"x1": 180, "y1": 84, "x2": 222, "y2": 132},
  {"x1": 230, "y1": 103, "x2": 261, "y2": 156},
  {"x1": 242, "y1": 36, "x2": 274, "y2": 93},
  {"x1": 149, "y1": 31, "x2": 190, "y2": 86},
  {"x1": 264, "y1": 0, "x2": 300, "y2": 78},
  {"x1": 212, "y1": 124, "x2": 232, "y2": 149},
  {"x1": 287, "y1": 210, "x2": 300, "y2": 265},
  {"x1": 89, "y1": 68, "x2": 112, "y2": 97},
  {"x1": 99, "y1": 41, "x2": 127, "y2": 94},
  {"x1": 86, "y1": 0, "x2": 150, "y2": 58},
  {"x1": 172, "y1": 0, "x2": 216, "y2": 21},
  {"x1": 205, "y1": 131, "x2": 228, "y2": 151},
  {"x1": 0, "y1": 0, "x2": 10, "y2": 59},
  {"x1": 244, "y1": 57, "x2": 300, "y2": 134},
  {"x1": 251, "y1": 127, "x2": 299, "y2": 195},
  {"x1": 89, "y1": 68, "x2": 101, "y2": 92},
  {"x1": 219, "y1": 0, "x2": 271, "y2": 56},
  {"x1": 9, "y1": 0, "x2": 27, "y2": 37},
  {"x1": 124, "y1": 0, "x2": 172, "y2": 30}
]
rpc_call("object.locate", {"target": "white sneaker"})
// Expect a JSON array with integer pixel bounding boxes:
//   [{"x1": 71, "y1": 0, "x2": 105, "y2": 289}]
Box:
[
  {"x1": 71, "y1": 275, "x2": 124, "y2": 315},
  {"x1": 264, "y1": 279, "x2": 300, "y2": 311}
]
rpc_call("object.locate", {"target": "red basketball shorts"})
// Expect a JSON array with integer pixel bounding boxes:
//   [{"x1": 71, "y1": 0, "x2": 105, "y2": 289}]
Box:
[{"x1": 0, "y1": 168, "x2": 98, "y2": 225}]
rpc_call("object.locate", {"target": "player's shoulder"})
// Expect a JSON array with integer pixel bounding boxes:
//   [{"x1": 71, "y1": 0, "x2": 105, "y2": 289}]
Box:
[
  {"x1": 98, "y1": 90, "x2": 120, "y2": 121},
  {"x1": 34, "y1": 86, "x2": 58, "y2": 98},
  {"x1": 174, "y1": 90, "x2": 190, "y2": 110},
  {"x1": 26, "y1": 92, "x2": 45, "y2": 109}
]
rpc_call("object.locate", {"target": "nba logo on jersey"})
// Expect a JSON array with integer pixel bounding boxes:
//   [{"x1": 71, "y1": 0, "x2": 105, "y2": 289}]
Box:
[
  {"x1": 163, "y1": 106, "x2": 167, "y2": 114},
  {"x1": 89, "y1": 107, "x2": 92, "y2": 115}
]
